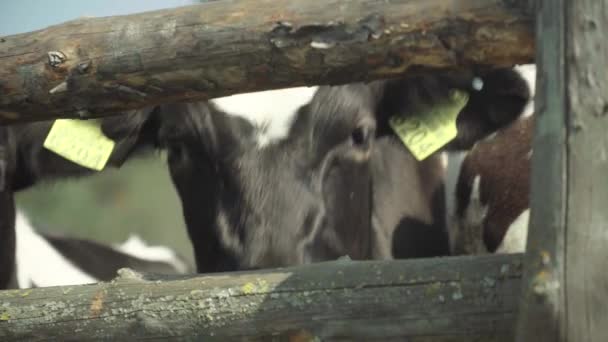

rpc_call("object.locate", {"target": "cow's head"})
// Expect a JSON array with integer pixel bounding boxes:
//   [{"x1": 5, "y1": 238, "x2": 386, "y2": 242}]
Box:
[{"x1": 102, "y1": 67, "x2": 531, "y2": 272}]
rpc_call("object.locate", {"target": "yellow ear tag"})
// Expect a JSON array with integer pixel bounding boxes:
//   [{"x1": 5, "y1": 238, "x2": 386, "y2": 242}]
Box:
[
  {"x1": 389, "y1": 89, "x2": 469, "y2": 160},
  {"x1": 43, "y1": 119, "x2": 115, "y2": 171}
]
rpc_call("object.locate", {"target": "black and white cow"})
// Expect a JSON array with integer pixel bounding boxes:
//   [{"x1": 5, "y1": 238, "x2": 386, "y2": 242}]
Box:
[
  {"x1": 448, "y1": 64, "x2": 535, "y2": 255},
  {"x1": 14, "y1": 209, "x2": 191, "y2": 289},
  {"x1": 100, "y1": 68, "x2": 532, "y2": 272},
  {"x1": 0, "y1": 117, "x2": 147, "y2": 289}
]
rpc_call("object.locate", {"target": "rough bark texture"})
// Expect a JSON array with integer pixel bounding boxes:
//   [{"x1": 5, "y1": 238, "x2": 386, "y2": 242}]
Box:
[
  {"x1": 0, "y1": 255, "x2": 522, "y2": 341},
  {"x1": 0, "y1": 0, "x2": 534, "y2": 123},
  {"x1": 516, "y1": 0, "x2": 608, "y2": 341}
]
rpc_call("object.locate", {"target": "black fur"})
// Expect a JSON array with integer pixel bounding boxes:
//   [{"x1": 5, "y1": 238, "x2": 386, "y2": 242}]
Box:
[
  {"x1": 0, "y1": 68, "x2": 530, "y2": 286},
  {"x1": 0, "y1": 126, "x2": 16, "y2": 289},
  {"x1": 0, "y1": 118, "x2": 149, "y2": 289},
  {"x1": 101, "y1": 68, "x2": 530, "y2": 273}
]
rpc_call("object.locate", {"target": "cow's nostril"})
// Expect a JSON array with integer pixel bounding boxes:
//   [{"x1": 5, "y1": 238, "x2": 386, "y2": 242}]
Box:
[{"x1": 351, "y1": 126, "x2": 370, "y2": 148}]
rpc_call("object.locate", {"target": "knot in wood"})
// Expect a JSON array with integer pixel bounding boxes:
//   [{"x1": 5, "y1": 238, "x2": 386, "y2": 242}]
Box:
[{"x1": 48, "y1": 51, "x2": 67, "y2": 68}]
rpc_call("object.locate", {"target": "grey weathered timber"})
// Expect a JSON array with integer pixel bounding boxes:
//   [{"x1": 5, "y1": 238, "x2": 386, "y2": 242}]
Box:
[
  {"x1": 0, "y1": 0, "x2": 534, "y2": 123},
  {"x1": 516, "y1": 0, "x2": 608, "y2": 341},
  {"x1": 0, "y1": 255, "x2": 522, "y2": 341}
]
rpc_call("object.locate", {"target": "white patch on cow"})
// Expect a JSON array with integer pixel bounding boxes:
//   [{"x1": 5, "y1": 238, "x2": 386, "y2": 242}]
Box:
[
  {"x1": 445, "y1": 151, "x2": 467, "y2": 224},
  {"x1": 449, "y1": 175, "x2": 490, "y2": 255},
  {"x1": 114, "y1": 235, "x2": 189, "y2": 274},
  {"x1": 515, "y1": 64, "x2": 536, "y2": 96},
  {"x1": 15, "y1": 210, "x2": 97, "y2": 288},
  {"x1": 514, "y1": 64, "x2": 536, "y2": 117},
  {"x1": 495, "y1": 208, "x2": 529, "y2": 254},
  {"x1": 527, "y1": 149, "x2": 533, "y2": 159},
  {"x1": 211, "y1": 86, "x2": 319, "y2": 148},
  {"x1": 438, "y1": 152, "x2": 449, "y2": 171},
  {"x1": 482, "y1": 132, "x2": 498, "y2": 143}
]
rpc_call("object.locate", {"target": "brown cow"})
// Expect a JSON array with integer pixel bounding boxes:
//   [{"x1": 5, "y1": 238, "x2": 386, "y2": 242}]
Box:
[{"x1": 450, "y1": 115, "x2": 533, "y2": 254}]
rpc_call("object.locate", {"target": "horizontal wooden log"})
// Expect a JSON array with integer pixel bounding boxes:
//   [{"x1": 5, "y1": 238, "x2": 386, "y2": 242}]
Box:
[
  {"x1": 0, "y1": 254, "x2": 522, "y2": 341},
  {"x1": 0, "y1": 0, "x2": 534, "y2": 123}
]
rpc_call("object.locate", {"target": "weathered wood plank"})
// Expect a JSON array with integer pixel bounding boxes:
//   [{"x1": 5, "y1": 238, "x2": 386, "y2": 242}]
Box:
[
  {"x1": 0, "y1": 0, "x2": 534, "y2": 123},
  {"x1": 0, "y1": 255, "x2": 522, "y2": 341},
  {"x1": 516, "y1": 0, "x2": 608, "y2": 341}
]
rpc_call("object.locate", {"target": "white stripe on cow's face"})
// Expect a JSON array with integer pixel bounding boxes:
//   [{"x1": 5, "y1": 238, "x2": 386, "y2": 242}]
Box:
[
  {"x1": 211, "y1": 86, "x2": 319, "y2": 148},
  {"x1": 14, "y1": 210, "x2": 97, "y2": 288}
]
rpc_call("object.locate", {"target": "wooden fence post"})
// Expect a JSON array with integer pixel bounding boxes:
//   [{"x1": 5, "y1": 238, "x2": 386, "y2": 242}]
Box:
[{"x1": 516, "y1": 0, "x2": 608, "y2": 341}]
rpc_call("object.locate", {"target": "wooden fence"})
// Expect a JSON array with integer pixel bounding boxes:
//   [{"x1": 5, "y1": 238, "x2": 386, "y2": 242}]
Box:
[{"x1": 1, "y1": 0, "x2": 606, "y2": 341}]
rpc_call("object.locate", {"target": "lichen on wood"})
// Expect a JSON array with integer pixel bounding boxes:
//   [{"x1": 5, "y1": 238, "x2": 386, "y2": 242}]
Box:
[{"x1": 0, "y1": 254, "x2": 523, "y2": 341}]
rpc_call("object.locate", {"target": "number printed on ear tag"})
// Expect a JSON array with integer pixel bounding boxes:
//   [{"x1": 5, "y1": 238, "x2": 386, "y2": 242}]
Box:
[
  {"x1": 43, "y1": 119, "x2": 116, "y2": 171},
  {"x1": 389, "y1": 89, "x2": 469, "y2": 160}
]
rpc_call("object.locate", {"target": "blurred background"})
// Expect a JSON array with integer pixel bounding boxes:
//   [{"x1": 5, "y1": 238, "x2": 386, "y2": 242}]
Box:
[{"x1": 0, "y1": 0, "x2": 210, "y2": 266}]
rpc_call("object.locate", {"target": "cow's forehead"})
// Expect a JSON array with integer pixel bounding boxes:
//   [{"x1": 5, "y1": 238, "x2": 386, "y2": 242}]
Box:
[{"x1": 211, "y1": 86, "x2": 319, "y2": 148}]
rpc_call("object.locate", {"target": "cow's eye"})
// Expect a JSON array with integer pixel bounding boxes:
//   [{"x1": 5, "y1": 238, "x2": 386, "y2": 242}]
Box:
[{"x1": 351, "y1": 125, "x2": 372, "y2": 149}]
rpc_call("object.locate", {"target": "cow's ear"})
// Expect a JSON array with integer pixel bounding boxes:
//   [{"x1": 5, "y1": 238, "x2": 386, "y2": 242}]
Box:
[
  {"x1": 157, "y1": 102, "x2": 256, "y2": 160},
  {"x1": 369, "y1": 73, "x2": 464, "y2": 138},
  {"x1": 371, "y1": 68, "x2": 531, "y2": 150},
  {"x1": 101, "y1": 103, "x2": 210, "y2": 161},
  {"x1": 101, "y1": 106, "x2": 160, "y2": 149},
  {"x1": 101, "y1": 108, "x2": 153, "y2": 140},
  {"x1": 96, "y1": 106, "x2": 160, "y2": 166},
  {"x1": 445, "y1": 68, "x2": 531, "y2": 150},
  {"x1": 103, "y1": 102, "x2": 254, "y2": 161}
]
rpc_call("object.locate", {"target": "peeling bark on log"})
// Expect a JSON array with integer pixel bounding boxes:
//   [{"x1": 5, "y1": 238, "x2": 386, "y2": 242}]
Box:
[
  {"x1": 0, "y1": 255, "x2": 522, "y2": 341},
  {"x1": 0, "y1": 0, "x2": 534, "y2": 123}
]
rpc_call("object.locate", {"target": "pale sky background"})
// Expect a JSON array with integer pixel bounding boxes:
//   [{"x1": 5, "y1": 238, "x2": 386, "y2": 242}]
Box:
[{"x1": 0, "y1": 0, "x2": 197, "y2": 36}]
